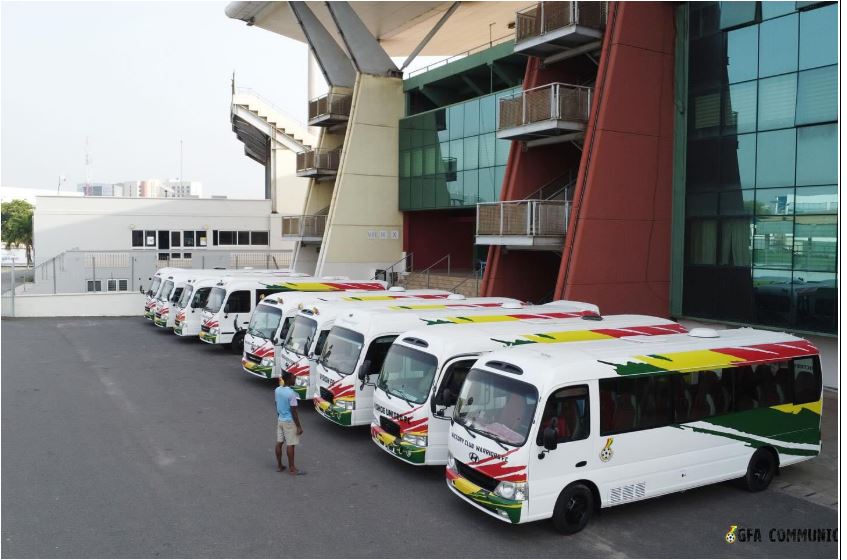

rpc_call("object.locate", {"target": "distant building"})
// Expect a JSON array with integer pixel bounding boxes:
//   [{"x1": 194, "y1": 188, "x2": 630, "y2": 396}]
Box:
[{"x1": 76, "y1": 179, "x2": 203, "y2": 198}]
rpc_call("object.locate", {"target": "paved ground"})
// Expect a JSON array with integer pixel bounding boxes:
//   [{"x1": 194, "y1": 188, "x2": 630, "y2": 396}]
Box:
[{"x1": 1, "y1": 317, "x2": 838, "y2": 558}]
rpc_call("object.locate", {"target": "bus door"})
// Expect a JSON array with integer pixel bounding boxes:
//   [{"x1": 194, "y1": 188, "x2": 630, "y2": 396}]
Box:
[{"x1": 431, "y1": 358, "x2": 477, "y2": 462}]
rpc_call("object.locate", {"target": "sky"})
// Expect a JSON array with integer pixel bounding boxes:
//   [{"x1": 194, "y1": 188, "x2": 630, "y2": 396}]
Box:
[{"x1": 1, "y1": 1, "x2": 310, "y2": 198}]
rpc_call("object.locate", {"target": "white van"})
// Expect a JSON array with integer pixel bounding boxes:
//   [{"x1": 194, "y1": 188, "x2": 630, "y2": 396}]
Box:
[
  {"x1": 144, "y1": 267, "x2": 181, "y2": 319},
  {"x1": 242, "y1": 289, "x2": 452, "y2": 382},
  {"x1": 445, "y1": 328, "x2": 822, "y2": 534},
  {"x1": 200, "y1": 277, "x2": 387, "y2": 352},
  {"x1": 277, "y1": 295, "x2": 515, "y2": 400},
  {"x1": 313, "y1": 300, "x2": 600, "y2": 427},
  {"x1": 371, "y1": 315, "x2": 687, "y2": 466}
]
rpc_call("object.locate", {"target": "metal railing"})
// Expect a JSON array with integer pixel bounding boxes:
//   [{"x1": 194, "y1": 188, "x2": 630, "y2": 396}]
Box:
[
  {"x1": 232, "y1": 86, "x2": 308, "y2": 129},
  {"x1": 296, "y1": 148, "x2": 342, "y2": 173},
  {"x1": 515, "y1": 1, "x2": 607, "y2": 43},
  {"x1": 476, "y1": 200, "x2": 570, "y2": 237},
  {"x1": 281, "y1": 214, "x2": 328, "y2": 239},
  {"x1": 421, "y1": 254, "x2": 451, "y2": 289},
  {"x1": 406, "y1": 34, "x2": 515, "y2": 78},
  {"x1": 498, "y1": 83, "x2": 592, "y2": 130},
  {"x1": 308, "y1": 91, "x2": 353, "y2": 122},
  {"x1": 372, "y1": 253, "x2": 414, "y2": 286}
]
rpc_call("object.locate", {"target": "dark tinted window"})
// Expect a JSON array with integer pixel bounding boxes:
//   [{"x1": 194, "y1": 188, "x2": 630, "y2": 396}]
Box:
[
  {"x1": 183, "y1": 231, "x2": 195, "y2": 247},
  {"x1": 225, "y1": 290, "x2": 251, "y2": 313},
  {"x1": 676, "y1": 370, "x2": 733, "y2": 422},
  {"x1": 171, "y1": 231, "x2": 181, "y2": 247},
  {"x1": 237, "y1": 231, "x2": 250, "y2": 245},
  {"x1": 313, "y1": 330, "x2": 330, "y2": 356},
  {"x1": 131, "y1": 230, "x2": 144, "y2": 247},
  {"x1": 600, "y1": 375, "x2": 674, "y2": 435},
  {"x1": 219, "y1": 231, "x2": 234, "y2": 245},
  {"x1": 251, "y1": 231, "x2": 269, "y2": 245},
  {"x1": 793, "y1": 356, "x2": 821, "y2": 404},
  {"x1": 537, "y1": 385, "x2": 590, "y2": 444},
  {"x1": 433, "y1": 359, "x2": 475, "y2": 411},
  {"x1": 363, "y1": 336, "x2": 397, "y2": 376}
]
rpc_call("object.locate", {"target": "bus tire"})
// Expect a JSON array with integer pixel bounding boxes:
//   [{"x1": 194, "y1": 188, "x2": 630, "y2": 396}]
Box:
[
  {"x1": 743, "y1": 448, "x2": 777, "y2": 492},
  {"x1": 552, "y1": 483, "x2": 594, "y2": 535},
  {"x1": 231, "y1": 332, "x2": 245, "y2": 354}
]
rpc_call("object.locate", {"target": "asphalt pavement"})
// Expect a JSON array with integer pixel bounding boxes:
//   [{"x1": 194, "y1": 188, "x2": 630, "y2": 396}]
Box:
[{"x1": 1, "y1": 317, "x2": 838, "y2": 558}]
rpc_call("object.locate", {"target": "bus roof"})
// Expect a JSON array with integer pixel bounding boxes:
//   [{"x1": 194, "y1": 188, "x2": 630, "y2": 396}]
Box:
[
  {"x1": 393, "y1": 314, "x2": 686, "y2": 359},
  {"x1": 472, "y1": 328, "x2": 817, "y2": 390},
  {"x1": 292, "y1": 295, "x2": 508, "y2": 323},
  {"x1": 254, "y1": 288, "x2": 451, "y2": 312}
]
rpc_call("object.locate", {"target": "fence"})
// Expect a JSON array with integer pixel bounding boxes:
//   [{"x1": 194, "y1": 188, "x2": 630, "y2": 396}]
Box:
[
  {"x1": 308, "y1": 91, "x2": 353, "y2": 122},
  {"x1": 498, "y1": 83, "x2": 593, "y2": 130},
  {"x1": 281, "y1": 215, "x2": 328, "y2": 239},
  {"x1": 515, "y1": 1, "x2": 607, "y2": 43},
  {"x1": 296, "y1": 148, "x2": 342, "y2": 173},
  {"x1": 476, "y1": 200, "x2": 570, "y2": 237}
]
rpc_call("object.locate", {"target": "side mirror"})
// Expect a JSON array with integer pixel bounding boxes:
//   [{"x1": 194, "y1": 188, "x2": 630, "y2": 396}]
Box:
[
  {"x1": 357, "y1": 360, "x2": 372, "y2": 381},
  {"x1": 542, "y1": 419, "x2": 559, "y2": 451},
  {"x1": 272, "y1": 336, "x2": 280, "y2": 346},
  {"x1": 223, "y1": 303, "x2": 231, "y2": 314}
]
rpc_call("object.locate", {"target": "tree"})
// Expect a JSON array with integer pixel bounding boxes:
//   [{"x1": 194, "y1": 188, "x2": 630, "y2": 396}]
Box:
[{"x1": 1, "y1": 199, "x2": 34, "y2": 266}]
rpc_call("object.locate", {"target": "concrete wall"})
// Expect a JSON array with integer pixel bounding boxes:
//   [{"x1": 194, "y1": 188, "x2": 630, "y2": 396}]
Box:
[
  {"x1": 272, "y1": 149, "x2": 311, "y2": 216},
  {"x1": 316, "y1": 74, "x2": 405, "y2": 278},
  {"x1": 9, "y1": 292, "x2": 145, "y2": 317}
]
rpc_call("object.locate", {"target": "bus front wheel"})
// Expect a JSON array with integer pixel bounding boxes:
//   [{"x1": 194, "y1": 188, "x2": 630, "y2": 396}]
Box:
[
  {"x1": 743, "y1": 448, "x2": 777, "y2": 492},
  {"x1": 552, "y1": 483, "x2": 594, "y2": 535}
]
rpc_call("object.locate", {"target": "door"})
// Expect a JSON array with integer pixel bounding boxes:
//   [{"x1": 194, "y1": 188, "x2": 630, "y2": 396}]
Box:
[
  {"x1": 528, "y1": 383, "x2": 595, "y2": 520},
  {"x1": 430, "y1": 358, "x2": 477, "y2": 463}
]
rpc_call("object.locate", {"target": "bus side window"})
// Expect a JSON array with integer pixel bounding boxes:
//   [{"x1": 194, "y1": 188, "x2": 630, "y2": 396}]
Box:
[
  {"x1": 733, "y1": 365, "x2": 758, "y2": 412},
  {"x1": 255, "y1": 289, "x2": 277, "y2": 306},
  {"x1": 536, "y1": 385, "x2": 590, "y2": 445},
  {"x1": 433, "y1": 360, "x2": 475, "y2": 412},
  {"x1": 226, "y1": 290, "x2": 251, "y2": 313},
  {"x1": 363, "y1": 336, "x2": 397, "y2": 376},
  {"x1": 279, "y1": 317, "x2": 292, "y2": 341},
  {"x1": 313, "y1": 330, "x2": 330, "y2": 357},
  {"x1": 793, "y1": 356, "x2": 822, "y2": 404}
]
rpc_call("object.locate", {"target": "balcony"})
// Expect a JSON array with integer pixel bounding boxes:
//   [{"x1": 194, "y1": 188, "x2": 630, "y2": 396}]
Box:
[
  {"x1": 296, "y1": 148, "x2": 341, "y2": 179},
  {"x1": 514, "y1": 1, "x2": 606, "y2": 58},
  {"x1": 308, "y1": 91, "x2": 352, "y2": 127},
  {"x1": 476, "y1": 200, "x2": 570, "y2": 250},
  {"x1": 281, "y1": 213, "x2": 327, "y2": 244},
  {"x1": 497, "y1": 83, "x2": 591, "y2": 143}
]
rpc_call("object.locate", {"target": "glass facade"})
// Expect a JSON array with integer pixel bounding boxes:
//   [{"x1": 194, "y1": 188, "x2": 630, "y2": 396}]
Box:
[
  {"x1": 399, "y1": 88, "x2": 519, "y2": 211},
  {"x1": 684, "y1": 1, "x2": 837, "y2": 333}
]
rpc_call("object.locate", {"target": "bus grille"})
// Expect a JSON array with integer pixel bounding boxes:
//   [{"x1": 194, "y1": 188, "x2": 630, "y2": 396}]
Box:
[
  {"x1": 455, "y1": 460, "x2": 499, "y2": 492},
  {"x1": 319, "y1": 387, "x2": 334, "y2": 403},
  {"x1": 379, "y1": 416, "x2": 401, "y2": 438},
  {"x1": 245, "y1": 352, "x2": 261, "y2": 364},
  {"x1": 200, "y1": 325, "x2": 211, "y2": 333}
]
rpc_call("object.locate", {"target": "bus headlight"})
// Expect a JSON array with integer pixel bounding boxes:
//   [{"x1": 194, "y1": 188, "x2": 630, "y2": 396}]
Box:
[
  {"x1": 402, "y1": 433, "x2": 427, "y2": 447},
  {"x1": 260, "y1": 358, "x2": 273, "y2": 367},
  {"x1": 494, "y1": 481, "x2": 528, "y2": 502},
  {"x1": 294, "y1": 375, "x2": 308, "y2": 387},
  {"x1": 446, "y1": 452, "x2": 456, "y2": 470},
  {"x1": 209, "y1": 327, "x2": 219, "y2": 335},
  {"x1": 334, "y1": 400, "x2": 354, "y2": 411}
]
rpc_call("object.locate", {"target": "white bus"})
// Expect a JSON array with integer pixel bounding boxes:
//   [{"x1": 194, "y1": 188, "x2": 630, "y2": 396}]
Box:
[
  {"x1": 313, "y1": 301, "x2": 600, "y2": 427},
  {"x1": 278, "y1": 296, "x2": 517, "y2": 400},
  {"x1": 200, "y1": 278, "x2": 387, "y2": 352},
  {"x1": 445, "y1": 328, "x2": 822, "y2": 534},
  {"x1": 371, "y1": 315, "x2": 687, "y2": 466},
  {"x1": 243, "y1": 289, "x2": 453, "y2": 382},
  {"x1": 144, "y1": 267, "x2": 181, "y2": 319}
]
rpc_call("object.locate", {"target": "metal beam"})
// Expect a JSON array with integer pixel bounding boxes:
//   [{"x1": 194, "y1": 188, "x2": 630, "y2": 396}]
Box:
[
  {"x1": 489, "y1": 61, "x2": 521, "y2": 86},
  {"x1": 325, "y1": 2, "x2": 399, "y2": 77},
  {"x1": 460, "y1": 74, "x2": 485, "y2": 96},
  {"x1": 288, "y1": 2, "x2": 356, "y2": 87},
  {"x1": 525, "y1": 132, "x2": 585, "y2": 149},
  {"x1": 418, "y1": 84, "x2": 452, "y2": 106},
  {"x1": 542, "y1": 40, "x2": 603, "y2": 67},
  {"x1": 400, "y1": 2, "x2": 461, "y2": 71}
]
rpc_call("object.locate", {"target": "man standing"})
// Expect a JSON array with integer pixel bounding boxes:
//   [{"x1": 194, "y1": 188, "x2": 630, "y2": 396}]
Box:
[{"x1": 275, "y1": 371, "x2": 305, "y2": 475}]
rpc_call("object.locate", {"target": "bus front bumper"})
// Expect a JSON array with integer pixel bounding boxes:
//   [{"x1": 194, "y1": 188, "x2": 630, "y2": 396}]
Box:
[
  {"x1": 314, "y1": 396, "x2": 353, "y2": 426},
  {"x1": 370, "y1": 423, "x2": 427, "y2": 465},
  {"x1": 445, "y1": 466, "x2": 523, "y2": 524}
]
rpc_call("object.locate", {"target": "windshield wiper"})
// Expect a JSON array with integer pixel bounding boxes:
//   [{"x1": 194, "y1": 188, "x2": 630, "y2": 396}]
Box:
[
  {"x1": 456, "y1": 419, "x2": 476, "y2": 439},
  {"x1": 470, "y1": 426, "x2": 515, "y2": 450},
  {"x1": 389, "y1": 387, "x2": 415, "y2": 408}
]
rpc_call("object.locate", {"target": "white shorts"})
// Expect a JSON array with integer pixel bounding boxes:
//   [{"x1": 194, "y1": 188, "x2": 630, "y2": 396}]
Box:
[{"x1": 276, "y1": 420, "x2": 299, "y2": 445}]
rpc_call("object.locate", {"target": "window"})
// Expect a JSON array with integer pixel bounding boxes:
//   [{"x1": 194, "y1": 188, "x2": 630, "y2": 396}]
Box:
[
  {"x1": 793, "y1": 356, "x2": 822, "y2": 404},
  {"x1": 726, "y1": 25, "x2": 758, "y2": 83},
  {"x1": 158, "y1": 253, "x2": 169, "y2": 261},
  {"x1": 724, "y1": 82, "x2": 757, "y2": 133},
  {"x1": 313, "y1": 330, "x2": 330, "y2": 357},
  {"x1": 132, "y1": 230, "x2": 144, "y2": 247},
  {"x1": 758, "y1": 13, "x2": 798, "y2": 78},
  {"x1": 255, "y1": 288, "x2": 279, "y2": 306},
  {"x1": 219, "y1": 231, "x2": 234, "y2": 245},
  {"x1": 756, "y1": 129, "x2": 796, "y2": 188},
  {"x1": 237, "y1": 231, "x2": 250, "y2": 246},
  {"x1": 183, "y1": 252, "x2": 192, "y2": 259},
  {"x1": 796, "y1": 124, "x2": 837, "y2": 186},
  {"x1": 86, "y1": 280, "x2": 102, "y2": 292},
  {"x1": 796, "y1": 66, "x2": 837, "y2": 125},
  {"x1": 537, "y1": 385, "x2": 590, "y2": 444},
  {"x1": 171, "y1": 252, "x2": 181, "y2": 259},
  {"x1": 720, "y1": 218, "x2": 752, "y2": 266},
  {"x1": 793, "y1": 214, "x2": 837, "y2": 272},
  {"x1": 212, "y1": 230, "x2": 219, "y2": 246},
  {"x1": 677, "y1": 370, "x2": 733, "y2": 422},
  {"x1": 106, "y1": 278, "x2": 127, "y2": 292},
  {"x1": 754, "y1": 216, "x2": 794, "y2": 269},
  {"x1": 171, "y1": 232, "x2": 181, "y2": 247},
  {"x1": 183, "y1": 231, "x2": 195, "y2": 247},
  {"x1": 145, "y1": 231, "x2": 156, "y2": 247},
  {"x1": 757, "y1": 74, "x2": 797, "y2": 131},
  {"x1": 433, "y1": 359, "x2": 475, "y2": 412},
  {"x1": 600, "y1": 376, "x2": 673, "y2": 435},
  {"x1": 197, "y1": 230, "x2": 207, "y2": 247},
  {"x1": 719, "y1": 1, "x2": 758, "y2": 29},
  {"x1": 688, "y1": 219, "x2": 718, "y2": 265},
  {"x1": 362, "y1": 336, "x2": 397, "y2": 377},
  {"x1": 224, "y1": 290, "x2": 251, "y2": 313},
  {"x1": 250, "y1": 231, "x2": 269, "y2": 245},
  {"x1": 799, "y1": 4, "x2": 837, "y2": 70}
]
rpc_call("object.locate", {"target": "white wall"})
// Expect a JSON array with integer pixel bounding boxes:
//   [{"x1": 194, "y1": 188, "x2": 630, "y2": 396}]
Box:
[{"x1": 10, "y1": 292, "x2": 145, "y2": 317}]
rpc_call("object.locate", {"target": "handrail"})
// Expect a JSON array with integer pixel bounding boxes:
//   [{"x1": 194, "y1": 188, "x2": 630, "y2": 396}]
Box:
[
  {"x1": 233, "y1": 86, "x2": 308, "y2": 129},
  {"x1": 476, "y1": 200, "x2": 570, "y2": 237},
  {"x1": 498, "y1": 82, "x2": 593, "y2": 130},
  {"x1": 450, "y1": 269, "x2": 482, "y2": 295},
  {"x1": 420, "y1": 253, "x2": 451, "y2": 289},
  {"x1": 308, "y1": 91, "x2": 353, "y2": 121},
  {"x1": 406, "y1": 34, "x2": 515, "y2": 78},
  {"x1": 371, "y1": 253, "x2": 414, "y2": 284},
  {"x1": 515, "y1": 1, "x2": 607, "y2": 43},
  {"x1": 524, "y1": 170, "x2": 575, "y2": 201}
]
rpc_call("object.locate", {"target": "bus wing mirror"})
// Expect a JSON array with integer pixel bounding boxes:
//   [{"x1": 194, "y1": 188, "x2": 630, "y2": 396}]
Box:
[
  {"x1": 357, "y1": 360, "x2": 372, "y2": 381},
  {"x1": 542, "y1": 421, "x2": 559, "y2": 451},
  {"x1": 223, "y1": 303, "x2": 231, "y2": 314}
]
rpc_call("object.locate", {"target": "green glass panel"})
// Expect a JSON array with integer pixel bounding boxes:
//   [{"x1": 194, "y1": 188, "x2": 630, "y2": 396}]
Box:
[
  {"x1": 448, "y1": 104, "x2": 464, "y2": 140},
  {"x1": 411, "y1": 149, "x2": 423, "y2": 177},
  {"x1": 421, "y1": 176, "x2": 436, "y2": 208},
  {"x1": 423, "y1": 146, "x2": 437, "y2": 176},
  {"x1": 762, "y1": 1, "x2": 796, "y2": 20},
  {"x1": 450, "y1": 139, "x2": 464, "y2": 172},
  {"x1": 410, "y1": 178, "x2": 423, "y2": 209},
  {"x1": 399, "y1": 127, "x2": 411, "y2": 150},
  {"x1": 796, "y1": 123, "x2": 837, "y2": 186},
  {"x1": 435, "y1": 175, "x2": 450, "y2": 208},
  {"x1": 753, "y1": 268, "x2": 792, "y2": 325},
  {"x1": 726, "y1": 26, "x2": 758, "y2": 83},
  {"x1": 757, "y1": 73, "x2": 797, "y2": 130},
  {"x1": 494, "y1": 166, "x2": 506, "y2": 201},
  {"x1": 791, "y1": 270, "x2": 836, "y2": 332},
  {"x1": 719, "y1": 1, "x2": 757, "y2": 29},
  {"x1": 690, "y1": 2, "x2": 720, "y2": 39},
  {"x1": 463, "y1": 136, "x2": 478, "y2": 170},
  {"x1": 753, "y1": 215, "x2": 794, "y2": 269},
  {"x1": 446, "y1": 172, "x2": 463, "y2": 208},
  {"x1": 436, "y1": 109, "x2": 450, "y2": 143},
  {"x1": 687, "y1": 219, "x2": 718, "y2": 265},
  {"x1": 719, "y1": 189, "x2": 756, "y2": 215},
  {"x1": 479, "y1": 133, "x2": 496, "y2": 168},
  {"x1": 400, "y1": 151, "x2": 411, "y2": 178},
  {"x1": 756, "y1": 187, "x2": 795, "y2": 215},
  {"x1": 463, "y1": 169, "x2": 479, "y2": 207},
  {"x1": 399, "y1": 178, "x2": 410, "y2": 210},
  {"x1": 759, "y1": 13, "x2": 798, "y2": 77},
  {"x1": 495, "y1": 137, "x2": 511, "y2": 166},
  {"x1": 439, "y1": 141, "x2": 450, "y2": 163},
  {"x1": 463, "y1": 98, "x2": 480, "y2": 137},
  {"x1": 799, "y1": 4, "x2": 837, "y2": 70},
  {"x1": 720, "y1": 134, "x2": 756, "y2": 188},
  {"x1": 724, "y1": 81, "x2": 757, "y2": 133},
  {"x1": 690, "y1": 91, "x2": 722, "y2": 137},
  {"x1": 478, "y1": 167, "x2": 496, "y2": 205},
  {"x1": 480, "y1": 94, "x2": 496, "y2": 133},
  {"x1": 796, "y1": 65, "x2": 837, "y2": 125},
  {"x1": 686, "y1": 192, "x2": 719, "y2": 216},
  {"x1": 793, "y1": 214, "x2": 837, "y2": 271},
  {"x1": 795, "y1": 185, "x2": 837, "y2": 214},
  {"x1": 687, "y1": 138, "x2": 721, "y2": 190},
  {"x1": 756, "y1": 128, "x2": 796, "y2": 188},
  {"x1": 719, "y1": 217, "x2": 753, "y2": 266}
]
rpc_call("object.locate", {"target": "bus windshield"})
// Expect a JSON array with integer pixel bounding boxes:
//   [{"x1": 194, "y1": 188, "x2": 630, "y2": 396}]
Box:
[
  {"x1": 284, "y1": 316, "x2": 318, "y2": 356},
  {"x1": 158, "y1": 280, "x2": 174, "y2": 301},
  {"x1": 320, "y1": 327, "x2": 364, "y2": 376},
  {"x1": 191, "y1": 287, "x2": 211, "y2": 309},
  {"x1": 149, "y1": 276, "x2": 162, "y2": 296},
  {"x1": 177, "y1": 286, "x2": 194, "y2": 308},
  {"x1": 377, "y1": 345, "x2": 438, "y2": 404},
  {"x1": 249, "y1": 305, "x2": 283, "y2": 340},
  {"x1": 455, "y1": 369, "x2": 539, "y2": 447},
  {"x1": 205, "y1": 287, "x2": 227, "y2": 313}
]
